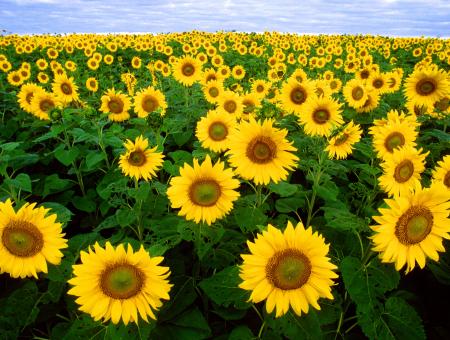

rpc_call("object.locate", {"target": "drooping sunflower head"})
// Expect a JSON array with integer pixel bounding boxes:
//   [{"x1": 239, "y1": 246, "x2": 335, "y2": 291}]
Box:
[
  {"x1": 119, "y1": 135, "x2": 164, "y2": 181},
  {"x1": 134, "y1": 86, "x2": 167, "y2": 118},
  {"x1": 299, "y1": 95, "x2": 344, "y2": 137},
  {"x1": 371, "y1": 185, "x2": 450, "y2": 273},
  {"x1": 195, "y1": 110, "x2": 237, "y2": 152},
  {"x1": 379, "y1": 146, "x2": 429, "y2": 197},
  {"x1": 325, "y1": 121, "x2": 362, "y2": 160},
  {"x1": 173, "y1": 56, "x2": 202, "y2": 86},
  {"x1": 226, "y1": 118, "x2": 299, "y2": 185},
  {"x1": 404, "y1": 65, "x2": 450, "y2": 108},
  {"x1": 239, "y1": 221, "x2": 338, "y2": 318},
  {"x1": 100, "y1": 88, "x2": 131, "y2": 122},
  {"x1": 68, "y1": 242, "x2": 172, "y2": 324},
  {"x1": 167, "y1": 155, "x2": 240, "y2": 225},
  {"x1": 0, "y1": 199, "x2": 68, "y2": 279}
]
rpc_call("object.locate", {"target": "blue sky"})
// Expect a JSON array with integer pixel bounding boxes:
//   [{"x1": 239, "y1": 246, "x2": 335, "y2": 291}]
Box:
[{"x1": 0, "y1": 0, "x2": 449, "y2": 36}]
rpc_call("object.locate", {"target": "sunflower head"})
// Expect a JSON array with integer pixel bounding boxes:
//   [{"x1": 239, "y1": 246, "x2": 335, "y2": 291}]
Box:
[{"x1": 239, "y1": 221, "x2": 338, "y2": 317}]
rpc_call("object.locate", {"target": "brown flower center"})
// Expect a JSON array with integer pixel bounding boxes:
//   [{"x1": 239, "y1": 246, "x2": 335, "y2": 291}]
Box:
[
  {"x1": 40, "y1": 99, "x2": 54, "y2": 112},
  {"x1": 182, "y1": 63, "x2": 195, "y2": 76},
  {"x1": 373, "y1": 78, "x2": 383, "y2": 89},
  {"x1": 128, "y1": 150, "x2": 146, "y2": 166},
  {"x1": 351, "y1": 86, "x2": 364, "y2": 101},
  {"x1": 246, "y1": 136, "x2": 277, "y2": 164},
  {"x1": 266, "y1": 249, "x2": 311, "y2": 290},
  {"x1": 224, "y1": 100, "x2": 237, "y2": 113},
  {"x1": 2, "y1": 220, "x2": 44, "y2": 257},
  {"x1": 256, "y1": 85, "x2": 264, "y2": 92},
  {"x1": 13, "y1": 75, "x2": 20, "y2": 82},
  {"x1": 100, "y1": 263, "x2": 144, "y2": 299},
  {"x1": 208, "y1": 87, "x2": 219, "y2": 98},
  {"x1": 434, "y1": 97, "x2": 449, "y2": 112},
  {"x1": 189, "y1": 179, "x2": 221, "y2": 206},
  {"x1": 394, "y1": 160, "x2": 414, "y2": 183},
  {"x1": 384, "y1": 132, "x2": 405, "y2": 152},
  {"x1": 290, "y1": 86, "x2": 306, "y2": 105},
  {"x1": 395, "y1": 206, "x2": 433, "y2": 245},
  {"x1": 312, "y1": 109, "x2": 330, "y2": 124},
  {"x1": 142, "y1": 95, "x2": 158, "y2": 113},
  {"x1": 26, "y1": 92, "x2": 34, "y2": 104},
  {"x1": 360, "y1": 70, "x2": 370, "y2": 79},
  {"x1": 444, "y1": 171, "x2": 450, "y2": 188},
  {"x1": 61, "y1": 83, "x2": 72, "y2": 95},
  {"x1": 334, "y1": 133, "x2": 349, "y2": 146},
  {"x1": 208, "y1": 121, "x2": 228, "y2": 141},
  {"x1": 416, "y1": 78, "x2": 436, "y2": 96},
  {"x1": 108, "y1": 99, "x2": 124, "y2": 114}
]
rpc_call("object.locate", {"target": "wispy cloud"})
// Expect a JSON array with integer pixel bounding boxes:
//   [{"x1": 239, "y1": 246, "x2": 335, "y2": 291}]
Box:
[{"x1": 0, "y1": 0, "x2": 448, "y2": 36}]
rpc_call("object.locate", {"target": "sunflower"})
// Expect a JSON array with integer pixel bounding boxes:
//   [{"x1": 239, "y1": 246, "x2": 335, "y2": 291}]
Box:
[
  {"x1": 355, "y1": 89, "x2": 381, "y2": 113},
  {"x1": 37, "y1": 72, "x2": 49, "y2": 84},
  {"x1": 299, "y1": 95, "x2": 344, "y2": 137},
  {"x1": 404, "y1": 66, "x2": 449, "y2": 107},
  {"x1": 86, "y1": 77, "x2": 98, "y2": 92},
  {"x1": 131, "y1": 56, "x2": 141, "y2": 69},
  {"x1": 431, "y1": 155, "x2": 450, "y2": 191},
  {"x1": 241, "y1": 92, "x2": 261, "y2": 120},
  {"x1": 325, "y1": 121, "x2": 362, "y2": 159},
  {"x1": 119, "y1": 135, "x2": 164, "y2": 181},
  {"x1": 279, "y1": 78, "x2": 315, "y2": 115},
  {"x1": 7, "y1": 71, "x2": 23, "y2": 87},
  {"x1": 68, "y1": 242, "x2": 172, "y2": 324},
  {"x1": 0, "y1": 199, "x2": 68, "y2": 279},
  {"x1": 30, "y1": 91, "x2": 60, "y2": 120},
  {"x1": 370, "y1": 118, "x2": 418, "y2": 160},
  {"x1": 226, "y1": 118, "x2": 298, "y2": 185},
  {"x1": 134, "y1": 87, "x2": 167, "y2": 118},
  {"x1": 203, "y1": 80, "x2": 224, "y2": 104},
  {"x1": 167, "y1": 155, "x2": 240, "y2": 225},
  {"x1": 371, "y1": 185, "x2": 450, "y2": 273},
  {"x1": 379, "y1": 147, "x2": 429, "y2": 197},
  {"x1": 17, "y1": 83, "x2": 45, "y2": 114},
  {"x1": 52, "y1": 73, "x2": 79, "y2": 103},
  {"x1": 343, "y1": 79, "x2": 368, "y2": 109},
  {"x1": 232, "y1": 65, "x2": 246, "y2": 80},
  {"x1": 367, "y1": 72, "x2": 388, "y2": 94},
  {"x1": 216, "y1": 90, "x2": 243, "y2": 117},
  {"x1": 251, "y1": 79, "x2": 271, "y2": 99},
  {"x1": 195, "y1": 110, "x2": 237, "y2": 152},
  {"x1": 239, "y1": 221, "x2": 338, "y2": 318},
  {"x1": 172, "y1": 55, "x2": 202, "y2": 86},
  {"x1": 100, "y1": 88, "x2": 131, "y2": 122}
]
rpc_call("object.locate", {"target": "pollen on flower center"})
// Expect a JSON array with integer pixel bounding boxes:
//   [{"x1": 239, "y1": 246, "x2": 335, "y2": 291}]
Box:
[
  {"x1": 224, "y1": 100, "x2": 237, "y2": 113},
  {"x1": 108, "y1": 99, "x2": 124, "y2": 114},
  {"x1": 208, "y1": 121, "x2": 228, "y2": 141},
  {"x1": 290, "y1": 87, "x2": 306, "y2": 104},
  {"x1": 61, "y1": 83, "x2": 72, "y2": 95},
  {"x1": 182, "y1": 64, "x2": 195, "y2": 76},
  {"x1": 246, "y1": 136, "x2": 277, "y2": 164},
  {"x1": 100, "y1": 263, "x2": 144, "y2": 299},
  {"x1": 2, "y1": 220, "x2": 44, "y2": 257},
  {"x1": 312, "y1": 109, "x2": 330, "y2": 124},
  {"x1": 266, "y1": 248, "x2": 311, "y2": 290},
  {"x1": 416, "y1": 78, "x2": 436, "y2": 96},
  {"x1": 384, "y1": 132, "x2": 405, "y2": 152},
  {"x1": 394, "y1": 160, "x2": 414, "y2": 183},
  {"x1": 189, "y1": 179, "x2": 221, "y2": 206},
  {"x1": 142, "y1": 96, "x2": 158, "y2": 112},
  {"x1": 351, "y1": 86, "x2": 364, "y2": 100},
  {"x1": 128, "y1": 150, "x2": 146, "y2": 166},
  {"x1": 395, "y1": 206, "x2": 433, "y2": 245}
]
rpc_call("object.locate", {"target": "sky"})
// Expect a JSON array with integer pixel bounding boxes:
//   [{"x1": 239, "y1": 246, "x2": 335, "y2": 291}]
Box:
[{"x1": 0, "y1": 0, "x2": 449, "y2": 36}]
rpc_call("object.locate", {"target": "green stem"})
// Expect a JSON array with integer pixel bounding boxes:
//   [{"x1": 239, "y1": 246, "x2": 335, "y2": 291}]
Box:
[
  {"x1": 134, "y1": 178, "x2": 143, "y2": 241},
  {"x1": 97, "y1": 124, "x2": 111, "y2": 169},
  {"x1": 257, "y1": 320, "x2": 266, "y2": 339},
  {"x1": 62, "y1": 122, "x2": 85, "y2": 196}
]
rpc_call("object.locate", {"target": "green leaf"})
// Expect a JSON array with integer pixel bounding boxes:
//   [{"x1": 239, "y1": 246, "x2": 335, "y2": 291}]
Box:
[
  {"x1": 265, "y1": 310, "x2": 323, "y2": 340},
  {"x1": 85, "y1": 151, "x2": 105, "y2": 170},
  {"x1": 199, "y1": 266, "x2": 251, "y2": 309},
  {"x1": 1, "y1": 141, "x2": 21, "y2": 151},
  {"x1": 42, "y1": 174, "x2": 74, "y2": 197},
  {"x1": 116, "y1": 207, "x2": 136, "y2": 227},
  {"x1": 229, "y1": 326, "x2": 254, "y2": 340},
  {"x1": 275, "y1": 192, "x2": 306, "y2": 213},
  {"x1": 4, "y1": 173, "x2": 32, "y2": 192},
  {"x1": 322, "y1": 206, "x2": 368, "y2": 231},
  {"x1": 341, "y1": 256, "x2": 400, "y2": 314},
  {"x1": 54, "y1": 145, "x2": 80, "y2": 166},
  {"x1": 383, "y1": 297, "x2": 425, "y2": 340},
  {"x1": 233, "y1": 206, "x2": 267, "y2": 233},
  {"x1": 268, "y1": 182, "x2": 298, "y2": 197},
  {"x1": 72, "y1": 195, "x2": 96, "y2": 213}
]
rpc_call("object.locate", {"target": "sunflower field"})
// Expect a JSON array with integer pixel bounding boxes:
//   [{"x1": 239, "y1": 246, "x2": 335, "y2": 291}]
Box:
[{"x1": 0, "y1": 31, "x2": 449, "y2": 340}]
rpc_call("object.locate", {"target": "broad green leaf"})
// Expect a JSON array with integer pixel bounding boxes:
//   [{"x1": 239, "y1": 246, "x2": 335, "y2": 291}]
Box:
[
  {"x1": 383, "y1": 297, "x2": 425, "y2": 340},
  {"x1": 85, "y1": 151, "x2": 105, "y2": 170},
  {"x1": 275, "y1": 192, "x2": 306, "y2": 213},
  {"x1": 322, "y1": 206, "x2": 368, "y2": 231},
  {"x1": 40, "y1": 202, "x2": 73, "y2": 225},
  {"x1": 54, "y1": 145, "x2": 80, "y2": 166},
  {"x1": 42, "y1": 174, "x2": 74, "y2": 197},
  {"x1": 268, "y1": 181, "x2": 298, "y2": 197},
  {"x1": 265, "y1": 310, "x2": 323, "y2": 340},
  {"x1": 4, "y1": 173, "x2": 32, "y2": 192},
  {"x1": 229, "y1": 325, "x2": 254, "y2": 340},
  {"x1": 233, "y1": 206, "x2": 267, "y2": 233}
]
